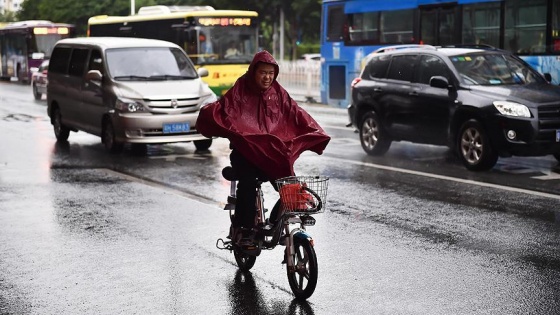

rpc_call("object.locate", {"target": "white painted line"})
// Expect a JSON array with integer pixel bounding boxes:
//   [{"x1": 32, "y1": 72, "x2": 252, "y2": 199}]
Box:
[{"x1": 323, "y1": 156, "x2": 560, "y2": 200}]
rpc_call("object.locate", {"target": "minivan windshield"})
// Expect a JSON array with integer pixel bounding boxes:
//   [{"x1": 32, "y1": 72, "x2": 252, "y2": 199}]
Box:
[
  {"x1": 450, "y1": 53, "x2": 545, "y2": 86},
  {"x1": 106, "y1": 47, "x2": 198, "y2": 81}
]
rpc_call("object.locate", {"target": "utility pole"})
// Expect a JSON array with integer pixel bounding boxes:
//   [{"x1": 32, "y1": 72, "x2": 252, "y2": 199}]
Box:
[{"x1": 279, "y1": 8, "x2": 284, "y2": 61}]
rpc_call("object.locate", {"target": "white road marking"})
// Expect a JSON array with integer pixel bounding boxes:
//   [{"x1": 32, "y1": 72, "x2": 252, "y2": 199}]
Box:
[{"x1": 323, "y1": 156, "x2": 560, "y2": 200}]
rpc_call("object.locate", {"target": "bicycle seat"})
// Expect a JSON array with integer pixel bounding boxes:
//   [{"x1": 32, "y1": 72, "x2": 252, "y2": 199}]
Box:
[{"x1": 222, "y1": 166, "x2": 269, "y2": 182}]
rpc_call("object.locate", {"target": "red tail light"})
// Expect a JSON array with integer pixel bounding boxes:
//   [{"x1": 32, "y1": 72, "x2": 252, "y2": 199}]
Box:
[{"x1": 351, "y1": 77, "x2": 361, "y2": 89}]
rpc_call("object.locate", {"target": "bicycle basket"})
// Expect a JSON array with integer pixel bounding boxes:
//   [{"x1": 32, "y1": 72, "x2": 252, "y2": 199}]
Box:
[{"x1": 275, "y1": 175, "x2": 329, "y2": 214}]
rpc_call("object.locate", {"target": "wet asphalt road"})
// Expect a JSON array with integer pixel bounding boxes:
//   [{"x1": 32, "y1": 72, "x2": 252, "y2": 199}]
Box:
[{"x1": 1, "y1": 82, "x2": 560, "y2": 314}]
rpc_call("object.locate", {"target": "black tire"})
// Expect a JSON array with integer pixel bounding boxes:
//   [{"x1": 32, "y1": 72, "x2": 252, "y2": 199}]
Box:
[
  {"x1": 234, "y1": 249, "x2": 257, "y2": 272},
  {"x1": 287, "y1": 237, "x2": 318, "y2": 300},
  {"x1": 52, "y1": 107, "x2": 70, "y2": 141},
  {"x1": 359, "y1": 111, "x2": 391, "y2": 155},
  {"x1": 194, "y1": 139, "x2": 212, "y2": 151},
  {"x1": 457, "y1": 119, "x2": 498, "y2": 171},
  {"x1": 32, "y1": 83, "x2": 41, "y2": 100},
  {"x1": 553, "y1": 153, "x2": 560, "y2": 163},
  {"x1": 102, "y1": 119, "x2": 124, "y2": 154}
]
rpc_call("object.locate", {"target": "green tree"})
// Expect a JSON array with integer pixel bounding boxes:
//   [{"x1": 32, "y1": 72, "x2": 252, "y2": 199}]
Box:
[{"x1": 0, "y1": 11, "x2": 18, "y2": 22}]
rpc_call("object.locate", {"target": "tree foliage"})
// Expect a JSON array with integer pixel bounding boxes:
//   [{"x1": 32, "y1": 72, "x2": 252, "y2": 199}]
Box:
[{"x1": 16, "y1": 0, "x2": 321, "y2": 59}]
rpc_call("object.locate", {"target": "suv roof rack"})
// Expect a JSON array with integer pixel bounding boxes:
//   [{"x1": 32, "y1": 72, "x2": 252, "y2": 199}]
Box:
[
  {"x1": 373, "y1": 44, "x2": 437, "y2": 54},
  {"x1": 439, "y1": 44, "x2": 497, "y2": 50}
]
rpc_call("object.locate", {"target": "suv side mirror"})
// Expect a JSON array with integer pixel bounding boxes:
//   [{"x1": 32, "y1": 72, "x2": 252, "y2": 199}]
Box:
[
  {"x1": 543, "y1": 73, "x2": 552, "y2": 82},
  {"x1": 430, "y1": 76, "x2": 450, "y2": 89},
  {"x1": 86, "y1": 70, "x2": 103, "y2": 84}
]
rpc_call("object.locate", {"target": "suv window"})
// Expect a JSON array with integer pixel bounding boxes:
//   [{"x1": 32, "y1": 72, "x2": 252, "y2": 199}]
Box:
[
  {"x1": 415, "y1": 55, "x2": 450, "y2": 84},
  {"x1": 68, "y1": 48, "x2": 89, "y2": 77},
  {"x1": 49, "y1": 47, "x2": 71, "y2": 74},
  {"x1": 364, "y1": 54, "x2": 391, "y2": 79},
  {"x1": 387, "y1": 55, "x2": 417, "y2": 82}
]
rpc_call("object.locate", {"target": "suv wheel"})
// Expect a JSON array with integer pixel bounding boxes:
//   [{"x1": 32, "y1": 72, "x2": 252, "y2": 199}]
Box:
[
  {"x1": 457, "y1": 119, "x2": 498, "y2": 171},
  {"x1": 359, "y1": 111, "x2": 391, "y2": 155}
]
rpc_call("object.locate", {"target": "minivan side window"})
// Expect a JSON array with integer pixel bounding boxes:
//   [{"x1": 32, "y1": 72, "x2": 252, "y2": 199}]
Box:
[
  {"x1": 49, "y1": 47, "x2": 72, "y2": 74},
  {"x1": 365, "y1": 54, "x2": 391, "y2": 79},
  {"x1": 415, "y1": 55, "x2": 450, "y2": 84},
  {"x1": 386, "y1": 55, "x2": 417, "y2": 82},
  {"x1": 87, "y1": 49, "x2": 104, "y2": 75},
  {"x1": 68, "y1": 48, "x2": 89, "y2": 77}
]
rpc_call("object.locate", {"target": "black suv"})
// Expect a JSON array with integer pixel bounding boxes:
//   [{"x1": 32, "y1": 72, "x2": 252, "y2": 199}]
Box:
[{"x1": 348, "y1": 45, "x2": 560, "y2": 171}]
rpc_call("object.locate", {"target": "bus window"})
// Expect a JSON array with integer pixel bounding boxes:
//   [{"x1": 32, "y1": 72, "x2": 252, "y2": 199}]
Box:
[{"x1": 505, "y1": 0, "x2": 547, "y2": 54}]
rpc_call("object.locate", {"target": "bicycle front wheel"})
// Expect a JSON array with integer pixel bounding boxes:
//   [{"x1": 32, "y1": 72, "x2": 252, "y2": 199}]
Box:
[
  {"x1": 287, "y1": 237, "x2": 318, "y2": 299},
  {"x1": 234, "y1": 249, "x2": 257, "y2": 272}
]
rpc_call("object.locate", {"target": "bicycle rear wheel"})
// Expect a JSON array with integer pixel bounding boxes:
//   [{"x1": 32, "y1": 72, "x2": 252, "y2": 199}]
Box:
[
  {"x1": 287, "y1": 237, "x2": 318, "y2": 299},
  {"x1": 234, "y1": 249, "x2": 256, "y2": 271}
]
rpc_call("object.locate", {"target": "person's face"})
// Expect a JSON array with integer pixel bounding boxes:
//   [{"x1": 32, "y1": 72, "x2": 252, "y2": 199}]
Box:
[{"x1": 254, "y1": 63, "x2": 275, "y2": 90}]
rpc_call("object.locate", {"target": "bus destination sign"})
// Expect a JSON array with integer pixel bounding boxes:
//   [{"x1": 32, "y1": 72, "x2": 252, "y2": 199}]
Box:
[{"x1": 197, "y1": 17, "x2": 252, "y2": 27}]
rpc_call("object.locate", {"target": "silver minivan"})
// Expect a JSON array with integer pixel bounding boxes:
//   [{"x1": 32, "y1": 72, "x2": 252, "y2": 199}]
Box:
[{"x1": 47, "y1": 37, "x2": 216, "y2": 152}]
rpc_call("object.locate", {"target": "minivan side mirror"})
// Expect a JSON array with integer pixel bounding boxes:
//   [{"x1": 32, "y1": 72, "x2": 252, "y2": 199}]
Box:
[
  {"x1": 430, "y1": 76, "x2": 450, "y2": 89},
  {"x1": 543, "y1": 73, "x2": 552, "y2": 83},
  {"x1": 197, "y1": 67, "x2": 209, "y2": 78},
  {"x1": 86, "y1": 70, "x2": 103, "y2": 84}
]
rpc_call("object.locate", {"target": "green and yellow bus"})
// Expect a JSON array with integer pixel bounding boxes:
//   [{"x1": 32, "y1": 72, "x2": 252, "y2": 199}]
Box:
[{"x1": 88, "y1": 5, "x2": 259, "y2": 96}]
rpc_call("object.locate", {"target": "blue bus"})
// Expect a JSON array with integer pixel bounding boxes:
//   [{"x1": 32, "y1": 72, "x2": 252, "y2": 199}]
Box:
[{"x1": 320, "y1": 0, "x2": 560, "y2": 108}]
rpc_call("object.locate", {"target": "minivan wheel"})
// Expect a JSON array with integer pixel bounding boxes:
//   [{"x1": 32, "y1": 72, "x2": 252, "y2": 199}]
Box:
[
  {"x1": 457, "y1": 119, "x2": 498, "y2": 171},
  {"x1": 102, "y1": 119, "x2": 124, "y2": 154},
  {"x1": 52, "y1": 107, "x2": 70, "y2": 141},
  {"x1": 194, "y1": 139, "x2": 212, "y2": 151},
  {"x1": 359, "y1": 111, "x2": 391, "y2": 155}
]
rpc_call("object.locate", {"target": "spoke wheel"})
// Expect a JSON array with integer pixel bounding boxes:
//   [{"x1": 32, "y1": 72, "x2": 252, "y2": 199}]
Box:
[
  {"x1": 359, "y1": 111, "x2": 391, "y2": 155},
  {"x1": 457, "y1": 119, "x2": 497, "y2": 171},
  {"x1": 52, "y1": 108, "x2": 70, "y2": 141},
  {"x1": 287, "y1": 237, "x2": 318, "y2": 300}
]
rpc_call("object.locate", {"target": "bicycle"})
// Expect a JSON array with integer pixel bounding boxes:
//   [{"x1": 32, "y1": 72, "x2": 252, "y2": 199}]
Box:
[{"x1": 216, "y1": 166, "x2": 329, "y2": 300}]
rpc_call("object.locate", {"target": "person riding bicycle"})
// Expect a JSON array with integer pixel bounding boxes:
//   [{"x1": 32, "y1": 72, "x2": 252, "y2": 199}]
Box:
[{"x1": 195, "y1": 50, "x2": 330, "y2": 247}]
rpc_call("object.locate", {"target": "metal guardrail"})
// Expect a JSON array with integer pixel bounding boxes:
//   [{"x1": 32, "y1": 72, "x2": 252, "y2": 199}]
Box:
[{"x1": 276, "y1": 60, "x2": 321, "y2": 103}]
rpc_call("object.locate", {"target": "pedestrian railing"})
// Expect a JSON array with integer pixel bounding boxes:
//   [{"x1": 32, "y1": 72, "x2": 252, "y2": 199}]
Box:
[{"x1": 276, "y1": 61, "x2": 321, "y2": 103}]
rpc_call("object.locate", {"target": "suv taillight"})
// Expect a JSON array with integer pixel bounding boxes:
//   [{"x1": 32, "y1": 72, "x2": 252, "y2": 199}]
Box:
[{"x1": 351, "y1": 77, "x2": 361, "y2": 89}]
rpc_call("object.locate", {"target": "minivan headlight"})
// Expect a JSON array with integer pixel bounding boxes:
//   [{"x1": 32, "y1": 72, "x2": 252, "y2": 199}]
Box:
[
  {"x1": 116, "y1": 98, "x2": 145, "y2": 112},
  {"x1": 493, "y1": 101, "x2": 531, "y2": 118},
  {"x1": 200, "y1": 93, "x2": 218, "y2": 107}
]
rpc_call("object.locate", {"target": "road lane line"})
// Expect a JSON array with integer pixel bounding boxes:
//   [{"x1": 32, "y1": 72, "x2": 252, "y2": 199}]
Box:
[{"x1": 323, "y1": 156, "x2": 560, "y2": 200}]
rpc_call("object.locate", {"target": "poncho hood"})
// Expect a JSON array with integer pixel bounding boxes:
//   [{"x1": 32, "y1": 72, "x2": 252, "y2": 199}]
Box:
[{"x1": 195, "y1": 50, "x2": 330, "y2": 180}]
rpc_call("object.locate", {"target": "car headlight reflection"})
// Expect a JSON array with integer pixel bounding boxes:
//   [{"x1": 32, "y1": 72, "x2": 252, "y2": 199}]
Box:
[
  {"x1": 493, "y1": 101, "x2": 531, "y2": 118},
  {"x1": 116, "y1": 98, "x2": 145, "y2": 112}
]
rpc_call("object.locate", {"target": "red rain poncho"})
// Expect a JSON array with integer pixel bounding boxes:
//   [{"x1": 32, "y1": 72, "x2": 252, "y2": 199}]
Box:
[{"x1": 195, "y1": 50, "x2": 330, "y2": 180}]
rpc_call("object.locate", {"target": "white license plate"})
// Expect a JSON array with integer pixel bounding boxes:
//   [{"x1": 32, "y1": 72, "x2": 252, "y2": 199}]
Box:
[{"x1": 163, "y1": 122, "x2": 190, "y2": 134}]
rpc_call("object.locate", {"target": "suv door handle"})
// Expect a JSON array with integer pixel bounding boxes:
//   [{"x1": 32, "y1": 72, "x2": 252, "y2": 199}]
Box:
[
  {"x1": 373, "y1": 87, "x2": 382, "y2": 92},
  {"x1": 408, "y1": 91, "x2": 419, "y2": 96}
]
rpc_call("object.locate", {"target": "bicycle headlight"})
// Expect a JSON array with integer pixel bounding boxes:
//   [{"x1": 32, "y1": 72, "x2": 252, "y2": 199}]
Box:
[
  {"x1": 493, "y1": 101, "x2": 531, "y2": 118},
  {"x1": 115, "y1": 98, "x2": 145, "y2": 112}
]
